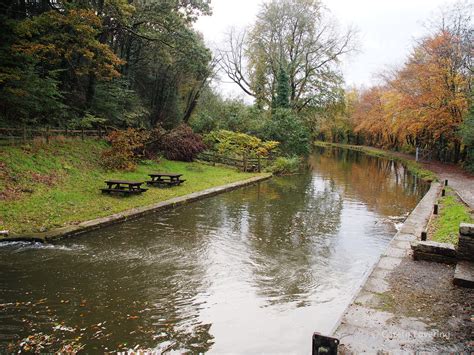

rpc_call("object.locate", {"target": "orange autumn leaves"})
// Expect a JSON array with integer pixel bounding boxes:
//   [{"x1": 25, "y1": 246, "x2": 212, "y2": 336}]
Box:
[
  {"x1": 13, "y1": 9, "x2": 123, "y2": 80},
  {"x1": 352, "y1": 31, "x2": 470, "y2": 152}
]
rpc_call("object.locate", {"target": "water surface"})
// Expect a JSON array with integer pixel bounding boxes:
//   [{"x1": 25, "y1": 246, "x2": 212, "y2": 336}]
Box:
[{"x1": 0, "y1": 147, "x2": 427, "y2": 353}]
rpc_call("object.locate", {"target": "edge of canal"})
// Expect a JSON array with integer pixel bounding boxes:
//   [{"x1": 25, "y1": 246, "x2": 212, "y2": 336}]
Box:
[
  {"x1": 2, "y1": 174, "x2": 272, "y2": 243},
  {"x1": 329, "y1": 180, "x2": 443, "y2": 336}
]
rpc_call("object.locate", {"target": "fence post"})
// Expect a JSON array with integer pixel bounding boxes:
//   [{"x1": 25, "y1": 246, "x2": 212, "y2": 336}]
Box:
[
  {"x1": 46, "y1": 126, "x2": 50, "y2": 144},
  {"x1": 98, "y1": 127, "x2": 102, "y2": 139},
  {"x1": 22, "y1": 125, "x2": 27, "y2": 143},
  {"x1": 257, "y1": 156, "x2": 261, "y2": 173},
  {"x1": 65, "y1": 127, "x2": 68, "y2": 138},
  {"x1": 81, "y1": 128, "x2": 85, "y2": 141},
  {"x1": 243, "y1": 152, "x2": 248, "y2": 172},
  {"x1": 415, "y1": 147, "x2": 419, "y2": 162}
]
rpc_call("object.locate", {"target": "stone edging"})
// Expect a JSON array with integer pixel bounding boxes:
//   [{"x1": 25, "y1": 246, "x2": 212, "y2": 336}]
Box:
[
  {"x1": 2, "y1": 174, "x2": 272, "y2": 243},
  {"x1": 330, "y1": 181, "x2": 443, "y2": 336}
]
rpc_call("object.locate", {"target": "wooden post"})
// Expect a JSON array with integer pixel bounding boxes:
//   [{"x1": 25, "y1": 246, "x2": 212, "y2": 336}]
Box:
[
  {"x1": 421, "y1": 231, "x2": 427, "y2": 241},
  {"x1": 243, "y1": 153, "x2": 248, "y2": 172},
  {"x1": 65, "y1": 127, "x2": 68, "y2": 138},
  {"x1": 444, "y1": 179, "x2": 448, "y2": 186},
  {"x1": 434, "y1": 204, "x2": 438, "y2": 215},
  {"x1": 46, "y1": 127, "x2": 50, "y2": 144},
  {"x1": 81, "y1": 128, "x2": 85, "y2": 141},
  {"x1": 415, "y1": 147, "x2": 419, "y2": 162},
  {"x1": 442, "y1": 189, "x2": 446, "y2": 197},
  {"x1": 22, "y1": 125, "x2": 27, "y2": 143},
  {"x1": 98, "y1": 127, "x2": 102, "y2": 139},
  {"x1": 257, "y1": 156, "x2": 261, "y2": 173}
]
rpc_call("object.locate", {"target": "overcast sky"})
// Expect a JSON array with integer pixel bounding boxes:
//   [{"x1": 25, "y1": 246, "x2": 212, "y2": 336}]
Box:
[{"x1": 194, "y1": 0, "x2": 460, "y2": 99}]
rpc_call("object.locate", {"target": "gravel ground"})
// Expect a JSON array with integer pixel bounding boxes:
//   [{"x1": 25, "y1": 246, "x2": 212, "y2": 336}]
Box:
[{"x1": 386, "y1": 257, "x2": 473, "y2": 351}]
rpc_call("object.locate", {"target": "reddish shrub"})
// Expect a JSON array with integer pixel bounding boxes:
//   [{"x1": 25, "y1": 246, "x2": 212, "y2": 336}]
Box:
[
  {"x1": 158, "y1": 124, "x2": 205, "y2": 162},
  {"x1": 101, "y1": 128, "x2": 150, "y2": 170}
]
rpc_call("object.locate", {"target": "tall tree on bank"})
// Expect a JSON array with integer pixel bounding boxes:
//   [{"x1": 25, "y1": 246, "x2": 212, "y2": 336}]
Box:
[
  {"x1": 0, "y1": 0, "x2": 213, "y2": 129},
  {"x1": 218, "y1": 0, "x2": 356, "y2": 111}
]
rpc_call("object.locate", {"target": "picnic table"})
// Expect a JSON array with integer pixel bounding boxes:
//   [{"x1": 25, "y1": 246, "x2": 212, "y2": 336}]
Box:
[
  {"x1": 101, "y1": 180, "x2": 147, "y2": 196},
  {"x1": 146, "y1": 172, "x2": 186, "y2": 187}
]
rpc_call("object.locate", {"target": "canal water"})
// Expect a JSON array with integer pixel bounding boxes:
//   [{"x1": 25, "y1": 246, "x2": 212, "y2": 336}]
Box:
[{"x1": 0, "y1": 147, "x2": 428, "y2": 353}]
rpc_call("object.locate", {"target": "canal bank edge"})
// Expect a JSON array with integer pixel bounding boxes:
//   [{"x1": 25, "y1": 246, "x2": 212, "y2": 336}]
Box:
[
  {"x1": 2, "y1": 174, "x2": 272, "y2": 243},
  {"x1": 330, "y1": 181, "x2": 443, "y2": 348}
]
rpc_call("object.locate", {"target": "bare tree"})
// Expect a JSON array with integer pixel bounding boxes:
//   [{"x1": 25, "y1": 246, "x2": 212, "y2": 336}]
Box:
[{"x1": 218, "y1": 0, "x2": 358, "y2": 111}]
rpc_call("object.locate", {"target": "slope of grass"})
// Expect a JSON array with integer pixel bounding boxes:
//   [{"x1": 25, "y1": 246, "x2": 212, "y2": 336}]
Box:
[
  {"x1": 314, "y1": 141, "x2": 437, "y2": 181},
  {"x1": 0, "y1": 139, "x2": 262, "y2": 235},
  {"x1": 431, "y1": 189, "x2": 474, "y2": 245}
]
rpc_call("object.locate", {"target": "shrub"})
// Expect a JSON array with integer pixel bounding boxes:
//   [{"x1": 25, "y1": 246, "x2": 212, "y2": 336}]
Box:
[
  {"x1": 101, "y1": 128, "x2": 150, "y2": 170},
  {"x1": 262, "y1": 108, "x2": 310, "y2": 157},
  {"x1": 204, "y1": 130, "x2": 279, "y2": 158},
  {"x1": 269, "y1": 156, "x2": 301, "y2": 175},
  {"x1": 159, "y1": 124, "x2": 206, "y2": 162}
]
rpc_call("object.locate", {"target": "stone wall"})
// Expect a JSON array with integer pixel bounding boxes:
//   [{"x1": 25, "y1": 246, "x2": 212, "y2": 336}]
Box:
[{"x1": 458, "y1": 223, "x2": 474, "y2": 261}]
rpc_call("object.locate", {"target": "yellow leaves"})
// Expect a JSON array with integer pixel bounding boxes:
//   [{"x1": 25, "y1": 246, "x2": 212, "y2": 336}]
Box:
[
  {"x1": 10, "y1": 9, "x2": 123, "y2": 80},
  {"x1": 352, "y1": 30, "x2": 470, "y2": 148}
]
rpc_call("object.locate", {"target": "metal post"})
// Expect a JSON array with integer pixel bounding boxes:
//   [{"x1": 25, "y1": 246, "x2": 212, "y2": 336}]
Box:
[{"x1": 421, "y1": 231, "x2": 427, "y2": 241}]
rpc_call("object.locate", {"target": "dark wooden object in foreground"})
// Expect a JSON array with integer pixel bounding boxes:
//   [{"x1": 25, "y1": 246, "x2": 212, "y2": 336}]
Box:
[
  {"x1": 101, "y1": 180, "x2": 147, "y2": 196},
  {"x1": 146, "y1": 173, "x2": 186, "y2": 188},
  {"x1": 312, "y1": 333, "x2": 339, "y2": 355}
]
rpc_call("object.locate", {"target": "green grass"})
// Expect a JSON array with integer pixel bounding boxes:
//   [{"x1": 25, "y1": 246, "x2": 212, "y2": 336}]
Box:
[
  {"x1": 0, "y1": 139, "x2": 262, "y2": 235},
  {"x1": 431, "y1": 189, "x2": 474, "y2": 244},
  {"x1": 314, "y1": 141, "x2": 437, "y2": 181}
]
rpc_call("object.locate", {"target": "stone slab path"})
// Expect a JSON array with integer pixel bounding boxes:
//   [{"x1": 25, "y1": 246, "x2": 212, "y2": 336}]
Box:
[{"x1": 333, "y1": 183, "x2": 474, "y2": 353}]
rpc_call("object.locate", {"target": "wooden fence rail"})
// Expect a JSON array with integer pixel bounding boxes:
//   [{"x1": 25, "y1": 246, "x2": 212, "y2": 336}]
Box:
[
  {"x1": 0, "y1": 127, "x2": 108, "y2": 146},
  {"x1": 198, "y1": 151, "x2": 273, "y2": 172}
]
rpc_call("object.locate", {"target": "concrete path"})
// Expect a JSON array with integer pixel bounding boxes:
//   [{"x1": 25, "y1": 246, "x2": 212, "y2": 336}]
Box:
[
  {"x1": 333, "y1": 182, "x2": 474, "y2": 353},
  {"x1": 422, "y1": 160, "x2": 474, "y2": 209}
]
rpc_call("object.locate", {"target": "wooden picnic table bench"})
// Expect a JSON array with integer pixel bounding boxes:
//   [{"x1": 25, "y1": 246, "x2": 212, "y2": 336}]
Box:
[
  {"x1": 101, "y1": 180, "x2": 147, "y2": 196},
  {"x1": 146, "y1": 172, "x2": 186, "y2": 187}
]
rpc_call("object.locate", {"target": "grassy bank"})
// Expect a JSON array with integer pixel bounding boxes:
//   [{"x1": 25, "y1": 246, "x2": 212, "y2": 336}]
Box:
[
  {"x1": 314, "y1": 141, "x2": 437, "y2": 181},
  {"x1": 430, "y1": 188, "x2": 474, "y2": 245},
  {"x1": 0, "y1": 139, "x2": 261, "y2": 235}
]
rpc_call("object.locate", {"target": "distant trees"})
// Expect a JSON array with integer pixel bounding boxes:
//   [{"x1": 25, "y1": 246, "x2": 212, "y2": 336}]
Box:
[
  {"x1": 218, "y1": 0, "x2": 356, "y2": 111},
  {"x1": 316, "y1": 2, "x2": 473, "y2": 167},
  {"x1": 0, "y1": 0, "x2": 213, "y2": 129}
]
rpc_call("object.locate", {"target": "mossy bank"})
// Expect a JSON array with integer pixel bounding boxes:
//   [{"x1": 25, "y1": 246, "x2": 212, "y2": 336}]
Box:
[{"x1": 0, "y1": 139, "x2": 264, "y2": 237}]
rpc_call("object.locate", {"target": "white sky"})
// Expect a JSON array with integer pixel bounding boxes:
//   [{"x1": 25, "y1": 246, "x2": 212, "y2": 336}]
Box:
[{"x1": 194, "y1": 0, "x2": 460, "y2": 99}]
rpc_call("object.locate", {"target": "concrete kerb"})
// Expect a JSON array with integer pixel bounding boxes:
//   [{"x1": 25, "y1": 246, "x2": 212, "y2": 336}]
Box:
[
  {"x1": 2, "y1": 174, "x2": 272, "y2": 243},
  {"x1": 329, "y1": 181, "x2": 443, "y2": 336}
]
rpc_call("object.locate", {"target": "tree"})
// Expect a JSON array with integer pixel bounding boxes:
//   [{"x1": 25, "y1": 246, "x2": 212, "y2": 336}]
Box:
[
  {"x1": 262, "y1": 108, "x2": 310, "y2": 156},
  {"x1": 218, "y1": 0, "x2": 356, "y2": 111}
]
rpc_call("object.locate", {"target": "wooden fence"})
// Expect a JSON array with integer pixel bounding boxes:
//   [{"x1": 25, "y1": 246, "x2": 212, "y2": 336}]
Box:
[
  {"x1": 198, "y1": 151, "x2": 273, "y2": 172},
  {"x1": 0, "y1": 127, "x2": 108, "y2": 146}
]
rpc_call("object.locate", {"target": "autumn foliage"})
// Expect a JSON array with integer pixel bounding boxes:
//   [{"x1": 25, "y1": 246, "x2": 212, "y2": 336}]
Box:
[
  {"x1": 101, "y1": 129, "x2": 150, "y2": 170},
  {"x1": 158, "y1": 124, "x2": 206, "y2": 162},
  {"x1": 350, "y1": 30, "x2": 471, "y2": 162}
]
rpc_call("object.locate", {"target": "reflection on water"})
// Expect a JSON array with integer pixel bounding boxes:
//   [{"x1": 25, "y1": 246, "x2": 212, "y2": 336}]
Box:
[{"x1": 0, "y1": 147, "x2": 427, "y2": 353}]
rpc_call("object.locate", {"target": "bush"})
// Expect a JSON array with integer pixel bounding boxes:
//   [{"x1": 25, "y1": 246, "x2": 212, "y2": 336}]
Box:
[
  {"x1": 262, "y1": 108, "x2": 310, "y2": 157},
  {"x1": 269, "y1": 156, "x2": 301, "y2": 175},
  {"x1": 101, "y1": 128, "x2": 150, "y2": 170},
  {"x1": 159, "y1": 124, "x2": 206, "y2": 162},
  {"x1": 204, "y1": 130, "x2": 279, "y2": 158}
]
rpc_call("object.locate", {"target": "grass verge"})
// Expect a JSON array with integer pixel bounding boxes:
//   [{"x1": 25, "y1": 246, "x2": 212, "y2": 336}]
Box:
[
  {"x1": 430, "y1": 188, "x2": 474, "y2": 245},
  {"x1": 314, "y1": 141, "x2": 437, "y2": 181},
  {"x1": 0, "y1": 139, "x2": 262, "y2": 235}
]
